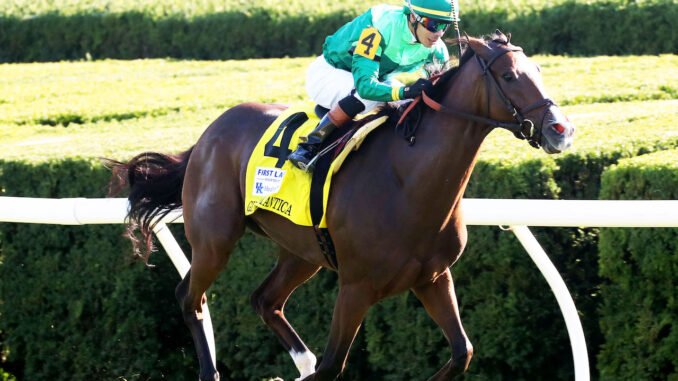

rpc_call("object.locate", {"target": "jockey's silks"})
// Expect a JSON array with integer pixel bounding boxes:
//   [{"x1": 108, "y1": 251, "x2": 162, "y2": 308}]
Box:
[{"x1": 322, "y1": 5, "x2": 449, "y2": 102}]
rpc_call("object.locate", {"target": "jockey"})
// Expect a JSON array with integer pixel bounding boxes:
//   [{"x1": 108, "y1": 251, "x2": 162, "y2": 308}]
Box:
[{"x1": 288, "y1": 0, "x2": 456, "y2": 172}]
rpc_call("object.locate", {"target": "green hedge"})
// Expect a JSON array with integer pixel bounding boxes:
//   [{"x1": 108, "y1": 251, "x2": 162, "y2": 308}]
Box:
[
  {"x1": 597, "y1": 150, "x2": 678, "y2": 380},
  {"x1": 1, "y1": 147, "x2": 677, "y2": 379},
  {"x1": 0, "y1": 160, "x2": 197, "y2": 379},
  {"x1": 1, "y1": 0, "x2": 676, "y2": 62},
  {"x1": 465, "y1": 0, "x2": 678, "y2": 56}
]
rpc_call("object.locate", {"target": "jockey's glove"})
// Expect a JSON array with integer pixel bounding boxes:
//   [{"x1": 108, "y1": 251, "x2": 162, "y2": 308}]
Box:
[{"x1": 402, "y1": 78, "x2": 434, "y2": 99}]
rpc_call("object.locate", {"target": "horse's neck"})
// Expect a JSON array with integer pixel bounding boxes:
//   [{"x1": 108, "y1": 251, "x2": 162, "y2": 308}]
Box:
[{"x1": 392, "y1": 63, "x2": 491, "y2": 224}]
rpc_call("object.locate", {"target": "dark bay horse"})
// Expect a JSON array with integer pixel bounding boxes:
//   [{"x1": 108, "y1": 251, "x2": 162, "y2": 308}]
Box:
[{"x1": 107, "y1": 31, "x2": 574, "y2": 380}]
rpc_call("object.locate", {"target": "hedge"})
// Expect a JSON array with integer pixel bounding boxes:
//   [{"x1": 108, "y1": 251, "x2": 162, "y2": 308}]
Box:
[
  {"x1": 0, "y1": 142, "x2": 670, "y2": 380},
  {"x1": 0, "y1": 160, "x2": 196, "y2": 380},
  {"x1": 1, "y1": 0, "x2": 676, "y2": 62},
  {"x1": 597, "y1": 150, "x2": 678, "y2": 380}
]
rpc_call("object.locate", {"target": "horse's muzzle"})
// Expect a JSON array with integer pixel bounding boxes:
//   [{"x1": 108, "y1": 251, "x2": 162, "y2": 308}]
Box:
[{"x1": 540, "y1": 106, "x2": 574, "y2": 154}]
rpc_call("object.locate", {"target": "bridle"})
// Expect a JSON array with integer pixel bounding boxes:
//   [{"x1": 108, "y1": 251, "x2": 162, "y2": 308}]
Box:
[{"x1": 421, "y1": 41, "x2": 555, "y2": 148}]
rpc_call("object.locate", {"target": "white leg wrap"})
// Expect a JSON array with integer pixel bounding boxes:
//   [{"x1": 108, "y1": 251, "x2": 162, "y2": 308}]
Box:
[{"x1": 290, "y1": 349, "x2": 317, "y2": 381}]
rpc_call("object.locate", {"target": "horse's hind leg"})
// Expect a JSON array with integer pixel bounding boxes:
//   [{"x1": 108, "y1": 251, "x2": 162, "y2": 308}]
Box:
[
  {"x1": 175, "y1": 206, "x2": 245, "y2": 381},
  {"x1": 412, "y1": 268, "x2": 473, "y2": 380},
  {"x1": 250, "y1": 248, "x2": 321, "y2": 380}
]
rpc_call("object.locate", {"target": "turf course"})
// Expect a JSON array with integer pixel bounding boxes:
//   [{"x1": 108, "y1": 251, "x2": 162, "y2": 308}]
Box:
[{"x1": 1, "y1": 54, "x2": 676, "y2": 162}]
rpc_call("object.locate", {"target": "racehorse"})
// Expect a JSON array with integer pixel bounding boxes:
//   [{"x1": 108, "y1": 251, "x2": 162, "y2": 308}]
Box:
[{"x1": 107, "y1": 31, "x2": 574, "y2": 380}]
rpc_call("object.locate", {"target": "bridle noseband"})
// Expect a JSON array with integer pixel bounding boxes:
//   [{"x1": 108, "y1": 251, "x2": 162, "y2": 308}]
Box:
[{"x1": 421, "y1": 42, "x2": 555, "y2": 149}]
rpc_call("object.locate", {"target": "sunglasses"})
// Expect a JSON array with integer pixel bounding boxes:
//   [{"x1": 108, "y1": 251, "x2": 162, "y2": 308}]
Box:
[{"x1": 416, "y1": 15, "x2": 450, "y2": 33}]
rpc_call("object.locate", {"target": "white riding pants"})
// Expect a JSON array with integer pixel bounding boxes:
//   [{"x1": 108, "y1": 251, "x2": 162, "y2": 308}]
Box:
[{"x1": 305, "y1": 55, "x2": 404, "y2": 114}]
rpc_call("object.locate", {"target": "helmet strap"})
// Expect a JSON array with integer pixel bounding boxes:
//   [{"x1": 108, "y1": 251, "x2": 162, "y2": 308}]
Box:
[{"x1": 408, "y1": 13, "x2": 422, "y2": 44}]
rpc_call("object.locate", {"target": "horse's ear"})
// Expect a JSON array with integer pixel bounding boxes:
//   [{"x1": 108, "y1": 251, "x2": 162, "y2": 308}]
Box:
[
  {"x1": 506, "y1": 32, "x2": 512, "y2": 44},
  {"x1": 466, "y1": 36, "x2": 490, "y2": 58},
  {"x1": 445, "y1": 32, "x2": 470, "y2": 52},
  {"x1": 494, "y1": 29, "x2": 508, "y2": 43}
]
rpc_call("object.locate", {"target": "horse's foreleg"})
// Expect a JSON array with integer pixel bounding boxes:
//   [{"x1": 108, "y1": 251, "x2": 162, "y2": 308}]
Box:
[
  {"x1": 412, "y1": 268, "x2": 473, "y2": 380},
  {"x1": 250, "y1": 249, "x2": 321, "y2": 380},
  {"x1": 176, "y1": 215, "x2": 245, "y2": 381},
  {"x1": 303, "y1": 282, "x2": 374, "y2": 381}
]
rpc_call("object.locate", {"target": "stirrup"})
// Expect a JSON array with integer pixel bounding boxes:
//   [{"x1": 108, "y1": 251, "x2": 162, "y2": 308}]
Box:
[{"x1": 297, "y1": 153, "x2": 320, "y2": 173}]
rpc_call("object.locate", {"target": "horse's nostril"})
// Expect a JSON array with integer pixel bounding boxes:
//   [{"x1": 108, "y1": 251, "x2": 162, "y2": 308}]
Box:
[{"x1": 553, "y1": 123, "x2": 565, "y2": 134}]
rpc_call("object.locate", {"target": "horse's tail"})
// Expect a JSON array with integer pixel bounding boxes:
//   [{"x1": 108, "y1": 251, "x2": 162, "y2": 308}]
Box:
[{"x1": 104, "y1": 146, "x2": 194, "y2": 263}]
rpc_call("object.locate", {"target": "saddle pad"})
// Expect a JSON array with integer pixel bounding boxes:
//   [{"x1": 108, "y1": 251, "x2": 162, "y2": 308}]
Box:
[{"x1": 244, "y1": 103, "x2": 387, "y2": 227}]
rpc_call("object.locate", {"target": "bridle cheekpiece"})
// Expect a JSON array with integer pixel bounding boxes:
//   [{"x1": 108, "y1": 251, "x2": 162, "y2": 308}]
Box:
[{"x1": 421, "y1": 40, "x2": 555, "y2": 149}]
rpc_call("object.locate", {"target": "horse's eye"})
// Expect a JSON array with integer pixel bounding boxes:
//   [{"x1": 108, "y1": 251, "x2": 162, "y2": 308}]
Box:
[{"x1": 502, "y1": 72, "x2": 514, "y2": 82}]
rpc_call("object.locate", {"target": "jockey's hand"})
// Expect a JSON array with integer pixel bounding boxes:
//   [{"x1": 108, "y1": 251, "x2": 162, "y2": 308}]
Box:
[{"x1": 402, "y1": 78, "x2": 433, "y2": 99}]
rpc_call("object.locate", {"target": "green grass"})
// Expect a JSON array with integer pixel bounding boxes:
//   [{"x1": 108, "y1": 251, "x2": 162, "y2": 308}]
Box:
[
  {"x1": 0, "y1": 108, "x2": 217, "y2": 161},
  {"x1": 3, "y1": 98, "x2": 675, "y2": 163},
  {"x1": 1, "y1": 54, "x2": 675, "y2": 128},
  {"x1": 481, "y1": 99, "x2": 678, "y2": 161},
  {"x1": 538, "y1": 55, "x2": 678, "y2": 105},
  {"x1": 1, "y1": 54, "x2": 676, "y2": 162},
  {"x1": 0, "y1": 58, "x2": 311, "y2": 126}
]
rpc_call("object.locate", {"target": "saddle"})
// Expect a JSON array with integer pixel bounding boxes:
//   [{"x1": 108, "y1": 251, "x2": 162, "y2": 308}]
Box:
[{"x1": 244, "y1": 103, "x2": 388, "y2": 228}]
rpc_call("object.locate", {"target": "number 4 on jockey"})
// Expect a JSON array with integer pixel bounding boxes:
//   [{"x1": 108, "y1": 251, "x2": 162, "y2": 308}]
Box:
[{"x1": 287, "y1": 0, "x2": 459, "y2": 172}]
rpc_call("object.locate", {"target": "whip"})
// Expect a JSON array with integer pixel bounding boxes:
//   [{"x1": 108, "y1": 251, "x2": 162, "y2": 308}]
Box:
[{"x1": 450, "y1": 0, "x2": 463, "y2": 58}]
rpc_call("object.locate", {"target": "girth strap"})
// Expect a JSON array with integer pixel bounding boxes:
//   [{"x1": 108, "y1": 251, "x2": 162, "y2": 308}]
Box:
[{"x1": 313, "y1": 226, "x2": 338, "y2": 269}]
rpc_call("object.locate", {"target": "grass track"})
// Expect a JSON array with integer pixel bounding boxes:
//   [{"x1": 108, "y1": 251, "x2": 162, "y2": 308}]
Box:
[
  {"x1": 1, "y1": 54, "x2": 676, "y2": 162},
  {"x1": 1, "y1": 55, "x2": 675, "y2": 127}
]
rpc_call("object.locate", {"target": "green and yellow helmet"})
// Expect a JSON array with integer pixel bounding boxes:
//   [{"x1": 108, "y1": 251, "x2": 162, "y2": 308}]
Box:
[{"x1": 404, "y1": 0, "x2": 460, "y2": 22}]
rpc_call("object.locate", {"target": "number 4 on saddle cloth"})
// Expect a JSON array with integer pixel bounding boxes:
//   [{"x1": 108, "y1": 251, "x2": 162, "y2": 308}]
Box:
[{"x1": 245, "y1": 103, "x2": 388, "y2": 228}]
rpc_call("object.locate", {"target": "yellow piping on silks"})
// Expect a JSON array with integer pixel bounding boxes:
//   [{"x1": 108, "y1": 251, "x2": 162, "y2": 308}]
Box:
[
  {"x1": 405, "y1": 1, "x2": 454, "y2": 18},
  {"x1": 392, "y1": 87, "x2": 401, "y2": 101}
]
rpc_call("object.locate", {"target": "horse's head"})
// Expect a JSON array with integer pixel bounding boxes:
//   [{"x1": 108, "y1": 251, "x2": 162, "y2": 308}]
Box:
[{"x1": 460, "y1": 30, "x2": 574, "y2": 154}]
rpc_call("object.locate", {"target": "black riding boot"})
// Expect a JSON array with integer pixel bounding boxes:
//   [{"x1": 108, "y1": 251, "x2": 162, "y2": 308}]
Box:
[
  {"x1": 288, "y1": 95, "x2": 366, "y2": 172},
  {"x1": 287, "y1": 113, "x2": 336, "y2": 172}
]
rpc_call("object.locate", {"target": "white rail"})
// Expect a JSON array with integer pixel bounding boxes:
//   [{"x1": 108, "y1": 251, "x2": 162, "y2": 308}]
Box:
[
  {"x1": 2, "y1": 196, "x2": 678, "y2": 381},
  {"x1": 3, "y1": 197, "x2": 677, "y2": 227}
]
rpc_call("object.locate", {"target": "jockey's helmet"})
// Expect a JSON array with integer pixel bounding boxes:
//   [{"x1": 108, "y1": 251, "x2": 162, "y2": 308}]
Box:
[{"x1": 404, "y1": 0, "x2": 458, "y2": 23}]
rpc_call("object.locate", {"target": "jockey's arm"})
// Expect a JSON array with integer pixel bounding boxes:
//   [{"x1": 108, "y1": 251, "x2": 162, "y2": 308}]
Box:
[{"x1": 351, "y1": 54, "x2": 405, "y2": 102}]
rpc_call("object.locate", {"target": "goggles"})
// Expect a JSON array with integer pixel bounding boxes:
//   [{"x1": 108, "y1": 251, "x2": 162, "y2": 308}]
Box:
[{"x1": 414, "y1": 14, "x2": 450, "y2": 33}]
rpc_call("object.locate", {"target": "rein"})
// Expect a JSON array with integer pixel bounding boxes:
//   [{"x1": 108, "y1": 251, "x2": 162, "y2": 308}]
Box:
[{"x1": 419, "y1": 43, "x2": 555, "y2": 148}]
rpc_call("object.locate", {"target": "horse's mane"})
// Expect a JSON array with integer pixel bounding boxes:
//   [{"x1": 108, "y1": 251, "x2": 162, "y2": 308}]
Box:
[
  {"x1": 429, "y1": 31, "x2": 512, "y2": 101},
  {"x1": 427, "y1": 38, "x2": 477, "y2": 101}
]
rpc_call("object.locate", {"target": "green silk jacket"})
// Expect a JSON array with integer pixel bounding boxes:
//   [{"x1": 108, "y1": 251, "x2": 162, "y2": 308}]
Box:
[{"x1": 322, "y1": 5, "x2": 449, "y2": 102}]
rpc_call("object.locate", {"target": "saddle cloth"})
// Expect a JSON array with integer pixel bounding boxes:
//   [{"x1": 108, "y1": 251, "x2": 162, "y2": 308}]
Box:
[{"x1": 244, "y1": 103, "x2": 387, "y2": 227}]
